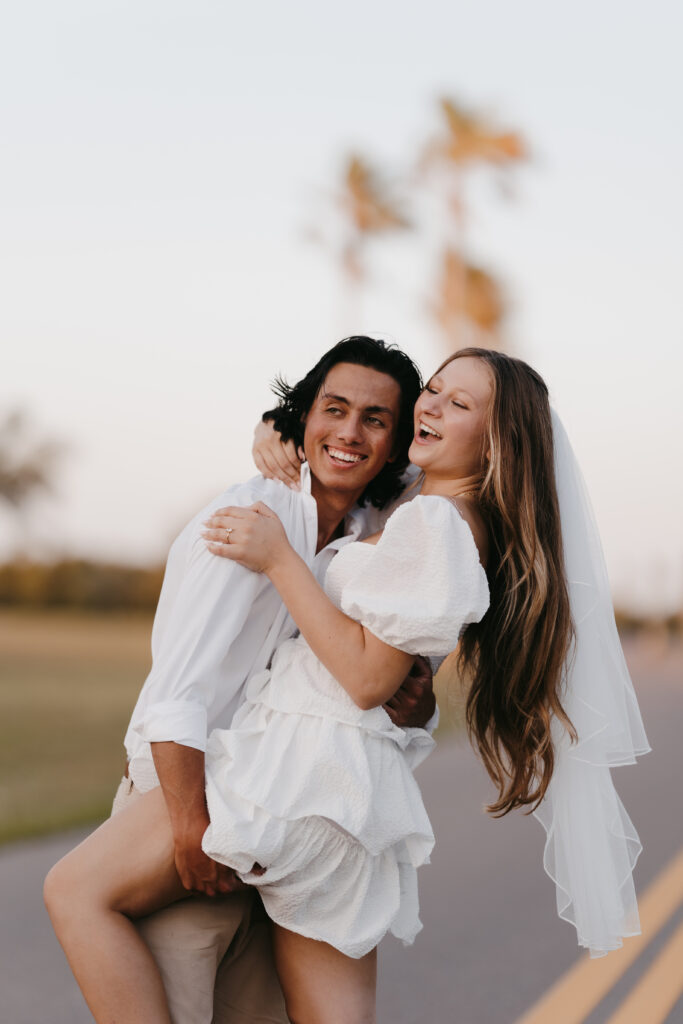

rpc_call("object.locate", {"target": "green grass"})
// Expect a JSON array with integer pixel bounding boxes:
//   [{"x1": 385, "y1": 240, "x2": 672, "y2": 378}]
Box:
[{"x1": 0, "y1": 610, "x2": 153, "y2": 844}]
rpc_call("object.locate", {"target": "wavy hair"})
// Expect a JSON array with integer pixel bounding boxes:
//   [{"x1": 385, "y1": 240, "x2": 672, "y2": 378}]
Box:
[
  {"x1": 441, "y1": 348, "x2": 576, "y2": 816},
  {"x1": 264, "y1": 336, "x2": 423, "y2": 509}
]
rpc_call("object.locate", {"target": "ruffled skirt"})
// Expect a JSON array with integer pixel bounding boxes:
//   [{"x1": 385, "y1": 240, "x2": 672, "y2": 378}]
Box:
[{"x1": 202, "y1": 638, "x2": 435, "y2": 958}]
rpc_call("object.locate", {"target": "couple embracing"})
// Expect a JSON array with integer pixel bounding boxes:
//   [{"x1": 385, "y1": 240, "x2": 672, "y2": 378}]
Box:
[{"x1": 45, "y1": 337, "x2": 649, "y2": 1023}]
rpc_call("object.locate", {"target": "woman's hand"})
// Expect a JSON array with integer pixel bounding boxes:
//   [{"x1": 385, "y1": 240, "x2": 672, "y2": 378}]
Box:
[
  {"x1": 252, "y1": 419, "x2": 304, "y2": 490},
  {"x1": 202, "y1": 502, "x2": 291, "y2": 574}
]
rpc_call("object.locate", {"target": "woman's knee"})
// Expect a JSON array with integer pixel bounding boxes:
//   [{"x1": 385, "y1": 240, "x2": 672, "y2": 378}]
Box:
[
  {"x1": 44, "y1": 843, "x2": 114, "y2": 930},
  {"x1": 43, "y1": 854, "x2": 81, "y2": 928}
]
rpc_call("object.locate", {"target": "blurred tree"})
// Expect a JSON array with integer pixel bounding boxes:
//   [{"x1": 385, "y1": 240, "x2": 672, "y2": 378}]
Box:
[
  {"x1": 308, "y1": 154, "x2": 411, "y2": 326},
  {"x1": 0, "y1": 410, "x2": 62, "y2": 509},
  {"x1": 0, "y1": 558, "x2": 164, "y2": 609},
  {"x1": 421, "y1": 98, "x2": 526, "y2": 351},
  {"x1": 431, "y1": 249, "x2": 506, "y2": 350},
  {"x1": 339, "y1": 155, "x2": 410, "y2": 277}
]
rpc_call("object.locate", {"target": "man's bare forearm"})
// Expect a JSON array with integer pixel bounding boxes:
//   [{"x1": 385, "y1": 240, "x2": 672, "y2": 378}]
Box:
[
  {"x1": 151, "y1": 741, "x2": 207, "y2": 829},
  {"x1": 151, "y1": 740, "x2": 240, "y2": 895}
]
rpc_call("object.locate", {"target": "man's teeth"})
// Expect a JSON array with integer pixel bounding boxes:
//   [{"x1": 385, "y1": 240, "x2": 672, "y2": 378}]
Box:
[
  {"x1": 327, "y1": 447, "x2": 366, "y2": 463},
  {"x1": 420, "y1": 421, "x2": 442, "y2": 439}
]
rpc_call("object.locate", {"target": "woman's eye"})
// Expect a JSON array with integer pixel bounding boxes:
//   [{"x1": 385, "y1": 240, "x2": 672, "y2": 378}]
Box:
[
  {"x1": 425, "y1": 386, "x2": 438, "y2": 395},
  {"x1": 452, "y1": 401, "x2": 467, "y2": 410}
]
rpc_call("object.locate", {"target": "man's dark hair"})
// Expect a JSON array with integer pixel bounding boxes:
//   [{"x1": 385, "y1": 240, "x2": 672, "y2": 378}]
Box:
[{"x1": 264, "y1": 336, "x2": 423, "y2": 509}]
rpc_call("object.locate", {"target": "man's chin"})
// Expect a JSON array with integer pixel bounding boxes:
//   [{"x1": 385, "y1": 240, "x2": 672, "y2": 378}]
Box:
[{"x1": 310, "y1": 462, "x2": 378, "y2": 495}]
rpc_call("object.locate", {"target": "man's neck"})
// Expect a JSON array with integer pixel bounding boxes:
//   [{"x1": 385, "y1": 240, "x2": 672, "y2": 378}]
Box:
[{"x1": 310, "y1": 477, "x2": 364, "y2": 553}]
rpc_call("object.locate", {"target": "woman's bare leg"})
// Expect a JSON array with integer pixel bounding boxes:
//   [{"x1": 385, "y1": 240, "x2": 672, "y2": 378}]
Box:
[
  {"x1": 272, "y1": 925, "x2": 377, "y2": 1024},
  {"x1": 44, "y1": 786, "x2": 189, "y2": 1024}
]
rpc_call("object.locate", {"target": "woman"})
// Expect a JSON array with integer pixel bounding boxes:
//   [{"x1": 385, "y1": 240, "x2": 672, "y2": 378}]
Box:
[{"x1": 44, "y1": 349, "x2": 647, "y2": 1022}]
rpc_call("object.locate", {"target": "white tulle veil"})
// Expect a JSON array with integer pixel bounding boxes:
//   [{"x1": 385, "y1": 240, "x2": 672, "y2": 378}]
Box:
[{"x1": 535, "y1": 410, "x2": 651, "y2": 957}]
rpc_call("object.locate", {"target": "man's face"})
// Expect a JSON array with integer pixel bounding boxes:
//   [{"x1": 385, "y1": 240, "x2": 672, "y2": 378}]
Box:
[{"x1": 303, "y1": 362, "x2": 401, "y2": 502}]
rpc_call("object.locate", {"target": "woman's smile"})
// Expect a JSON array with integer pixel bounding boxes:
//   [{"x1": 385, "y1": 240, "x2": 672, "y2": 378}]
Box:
[{"x1": 414, "y1": 420, "x2": 443, "y2": 444}]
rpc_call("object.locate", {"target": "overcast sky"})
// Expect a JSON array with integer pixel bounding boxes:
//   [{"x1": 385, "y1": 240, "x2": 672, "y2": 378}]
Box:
[{"x1": 2, "y1": 0, "x2": 682, "y2": 613}]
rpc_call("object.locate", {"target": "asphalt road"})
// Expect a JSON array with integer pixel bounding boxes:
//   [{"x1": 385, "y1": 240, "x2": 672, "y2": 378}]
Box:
[{"x1": 1, "y1": 637, "x2": 681, "y2": 1024}]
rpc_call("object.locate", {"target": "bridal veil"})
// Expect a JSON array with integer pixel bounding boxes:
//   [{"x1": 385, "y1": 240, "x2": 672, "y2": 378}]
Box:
[{"x1": 533, "y1": 410, "x2": 651, "y2": 957}]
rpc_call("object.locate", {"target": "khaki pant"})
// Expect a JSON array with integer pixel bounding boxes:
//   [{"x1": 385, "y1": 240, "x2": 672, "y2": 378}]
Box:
[{"x1": 112, "y1": 777, "x2": 288, "y2": 1024}]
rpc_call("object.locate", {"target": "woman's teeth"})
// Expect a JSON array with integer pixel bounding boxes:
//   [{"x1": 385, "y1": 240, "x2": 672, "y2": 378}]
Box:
[{"x1": 419, "y1": 421, "x2": 442, "y2": 439}]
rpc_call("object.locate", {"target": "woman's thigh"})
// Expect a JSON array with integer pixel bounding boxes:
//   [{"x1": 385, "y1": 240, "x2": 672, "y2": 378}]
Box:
[
  {"x1": 272, "y1": 925, "x2": 376, "y2": 1024},
  {"x1": 48, "y1": 786, "x2": 186, "y2": 918}
]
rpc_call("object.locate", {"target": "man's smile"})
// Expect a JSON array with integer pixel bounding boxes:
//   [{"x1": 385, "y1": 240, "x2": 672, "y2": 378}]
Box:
[{"x1": 323, "y1": 445, "x2": 369, "y2": 466}]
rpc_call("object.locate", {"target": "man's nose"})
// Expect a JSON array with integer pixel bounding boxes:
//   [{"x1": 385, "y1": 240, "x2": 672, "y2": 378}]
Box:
[{"x1": 336, "y1": 413, "x2": 364, "y2": 445}]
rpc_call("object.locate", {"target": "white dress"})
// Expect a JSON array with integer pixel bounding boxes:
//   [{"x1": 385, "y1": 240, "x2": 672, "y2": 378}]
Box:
[{"x1": 202, "y1": 495, "x2": 490, "y2": 958}]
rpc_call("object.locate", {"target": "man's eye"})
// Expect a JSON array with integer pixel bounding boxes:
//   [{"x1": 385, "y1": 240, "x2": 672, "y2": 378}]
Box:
[
  {"x1": 325, "y1": 407, "x2": 342, "y2": 415},
  {"x1": 367, "y1": 417, "x2": 385, "y2": 427}
]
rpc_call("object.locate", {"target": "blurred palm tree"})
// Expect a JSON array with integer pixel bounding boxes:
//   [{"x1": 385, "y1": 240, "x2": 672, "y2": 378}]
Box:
[
  {"x1": 340, "y1": 155, "x2": 410, "y2": 275},
  {"x1": 307, "y1": 154, "x2": 411, "y2": 326},
  {"x1": 431, "y1": 248, "x2": 506, "y2": 351},
  {"x1": 0, "y1": 410, "x2": 62, "y2": 509},
  {"x1": 422, "y1": 98, "x2": 526, "y2": 351}
]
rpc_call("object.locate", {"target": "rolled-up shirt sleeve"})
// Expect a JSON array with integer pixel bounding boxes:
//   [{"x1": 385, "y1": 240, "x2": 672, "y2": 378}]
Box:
[
  {"x1": 136, "y1": 700, "x2": 208, "y2": 748},
  {"x1": 129, "y1": 518, "x2": 269, "y2": 753}
]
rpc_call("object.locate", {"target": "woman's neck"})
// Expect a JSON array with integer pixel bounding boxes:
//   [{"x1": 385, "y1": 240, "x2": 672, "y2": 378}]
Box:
[{"x1": 419, "y1": 470, "x2": 483, "y2": 499}]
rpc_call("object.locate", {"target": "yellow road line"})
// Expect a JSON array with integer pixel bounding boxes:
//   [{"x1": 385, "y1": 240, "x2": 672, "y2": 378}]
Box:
[
  {"x1": 604, "y1": 916, "x2": 683, "y2": 1024},
  {"x1": 514, "y1": 845, "x2": 683, "y2": 1024}
]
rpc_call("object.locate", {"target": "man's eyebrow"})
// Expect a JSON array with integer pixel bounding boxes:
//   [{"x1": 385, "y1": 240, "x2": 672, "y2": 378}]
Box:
[
  {"x1": 321, "y1": 392, "x2": 395, "y2": 417},
  {"x1": 365, "y1": 404, "x2": 395, "y2": 417},
  {"x1": 320, "y1": 392, "x2": 350, "y2": 405}
]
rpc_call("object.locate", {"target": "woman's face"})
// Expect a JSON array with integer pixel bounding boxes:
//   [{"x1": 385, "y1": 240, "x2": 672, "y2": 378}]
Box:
[{"x1": 409, "y1": 355, "x2": 494, "y2": 480}]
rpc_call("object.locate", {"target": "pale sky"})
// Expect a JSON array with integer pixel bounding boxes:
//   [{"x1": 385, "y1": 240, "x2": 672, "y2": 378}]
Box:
[{"x1": 2, "y1": 0, "x2": 682, "y2": 613}]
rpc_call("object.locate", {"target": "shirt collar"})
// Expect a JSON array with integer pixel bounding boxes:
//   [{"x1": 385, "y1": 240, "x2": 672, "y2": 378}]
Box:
[
  {"x1": 298, "y1": 461, "x2": 365, "y2": 552},
  {"x1": 299, "y1": 461, "x2": 313, "y2": 494}
]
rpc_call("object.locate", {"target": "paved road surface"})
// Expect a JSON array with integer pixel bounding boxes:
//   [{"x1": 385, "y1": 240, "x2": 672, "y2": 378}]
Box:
[{"x1": 1, "y1": 638, "x2": 681, "y2": 1023}]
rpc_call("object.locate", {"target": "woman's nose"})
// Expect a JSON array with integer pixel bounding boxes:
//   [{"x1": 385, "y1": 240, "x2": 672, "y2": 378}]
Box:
[{"x1": 420, "y1": 393, "x2": 441, "y2": 417}]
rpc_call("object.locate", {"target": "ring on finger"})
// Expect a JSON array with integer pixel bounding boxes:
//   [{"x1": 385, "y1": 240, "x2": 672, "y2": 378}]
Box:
[{"x1": 225, "y1": 528, "x2": 233, "y2": 543}]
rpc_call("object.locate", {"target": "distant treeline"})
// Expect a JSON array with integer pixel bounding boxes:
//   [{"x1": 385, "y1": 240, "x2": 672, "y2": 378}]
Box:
[
  {"x1": 0, "y1": 560, "x2": 681, "y2": 632},
  {"x1": 0, "y1": 560, "x2": 165, "y2": 611},
  {"x1": 614, "y1": 607, "x2": 682, "y2": 636}
]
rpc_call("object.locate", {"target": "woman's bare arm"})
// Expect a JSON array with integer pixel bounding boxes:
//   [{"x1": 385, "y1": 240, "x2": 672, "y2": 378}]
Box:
[
  {"x1": 202, "y1": 504, "x2": 414, "y2": 711},
  {"x1": 252, "y1": 418, "x2": 303, "y2": 489}
]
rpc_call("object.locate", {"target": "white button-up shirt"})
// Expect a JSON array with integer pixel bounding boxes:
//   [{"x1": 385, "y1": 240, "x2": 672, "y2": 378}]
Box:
[{"x1": 125, "y1": 463, "x2": 388, "y2": 790}]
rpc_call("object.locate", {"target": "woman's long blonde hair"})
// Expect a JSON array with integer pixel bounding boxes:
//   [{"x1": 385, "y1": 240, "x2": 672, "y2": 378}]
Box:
[{"x1": 443, "y1": 348, "x2": 576, "y2": 816}]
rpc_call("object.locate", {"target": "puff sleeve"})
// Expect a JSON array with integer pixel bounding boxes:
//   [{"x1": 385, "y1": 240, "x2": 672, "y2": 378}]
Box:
[{"x1": 340, "y1": 495, "x2": 489, "y2": 656}]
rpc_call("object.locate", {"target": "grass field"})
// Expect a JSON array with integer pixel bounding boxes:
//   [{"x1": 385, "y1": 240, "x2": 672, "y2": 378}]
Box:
[
  {"x1": 0, "y1": 610, "x2": 153, "y2": 844},
  {"x1": 0, "y1": 610, "x2": 465, "y2": 845}
]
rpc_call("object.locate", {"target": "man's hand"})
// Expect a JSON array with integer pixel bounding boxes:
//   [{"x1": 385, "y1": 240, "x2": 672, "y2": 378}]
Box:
[
  {"x1": 151, "y1": 741, "x2": 246, "y2": 897},
  {"x1": 384, "y1": 655, "x2": 436, "y2": 729},
  {"x1": 172, "y1": 805, "x2": 246, "y2": 897}
]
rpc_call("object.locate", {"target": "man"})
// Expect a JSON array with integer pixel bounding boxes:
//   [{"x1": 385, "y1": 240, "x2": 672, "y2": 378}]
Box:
[{"x1": 117, "y1": 336, "x2": 436, "y2": 1023}]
